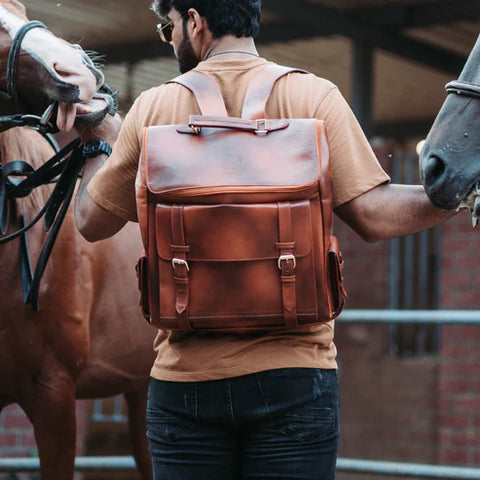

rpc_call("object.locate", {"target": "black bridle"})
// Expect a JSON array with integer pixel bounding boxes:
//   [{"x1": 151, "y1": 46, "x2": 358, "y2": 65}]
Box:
[
  {"x1": 0, "y1": 20, "x2": 103, "y2": 311},
  {"x1": 445, "y1": 78, "x2": 480, "y2": 228},
  {"x1": 0, "y1": 20, "x2": 60, "y2": 140},
  {"x1": 6, "y1": 20, "x2": 48, "y2": 104},
  {"x1": 446, "y1": 79, "x2": 480, "y2": 99}
]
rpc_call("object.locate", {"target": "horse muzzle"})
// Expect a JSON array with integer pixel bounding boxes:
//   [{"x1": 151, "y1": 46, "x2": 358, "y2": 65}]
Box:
[
  {"x1": 421, "y1": 150, "x2": 480, "y2": 227},
  {"x1": 74, "y1": 92, "x2": 116, "y2": 127}
]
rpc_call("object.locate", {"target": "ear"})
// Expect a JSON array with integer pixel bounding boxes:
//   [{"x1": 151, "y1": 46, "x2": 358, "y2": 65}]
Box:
[{"x1": 187, "y1": 8, "x2": 208, "y2": 39}]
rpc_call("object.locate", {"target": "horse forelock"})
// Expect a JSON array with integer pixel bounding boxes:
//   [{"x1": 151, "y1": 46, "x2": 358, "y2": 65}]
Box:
[{"x1": 0, "y1": 127, "x2": 55, "y2": 211}]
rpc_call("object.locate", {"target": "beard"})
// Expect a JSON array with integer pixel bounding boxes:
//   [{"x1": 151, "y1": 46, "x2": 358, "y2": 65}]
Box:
[{"x1": 177, "y1": 22, "x2": 200, "y2": 73}]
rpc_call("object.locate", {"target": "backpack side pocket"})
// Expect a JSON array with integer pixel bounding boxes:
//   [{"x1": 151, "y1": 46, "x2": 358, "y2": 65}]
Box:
[
  {"x1": 327, "y1": 236, "x2": 347, "y2": 318},
  {"x1": 136, "y1": 254, "x2": 151, "y2": 321}
]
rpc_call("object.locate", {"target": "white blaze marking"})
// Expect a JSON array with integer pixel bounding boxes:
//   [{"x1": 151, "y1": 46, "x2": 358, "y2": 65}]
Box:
[
  {"x1": 0, "y1": 4, "x2": 76, "y2": 75},
  {"x1": 0, "y1": 4, "x2": 100, "y2": 103}
]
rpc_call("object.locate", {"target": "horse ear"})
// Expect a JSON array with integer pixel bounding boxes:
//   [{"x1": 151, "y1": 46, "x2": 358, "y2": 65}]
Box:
[{"x1": 4, "y1": 0, "x2": 29, "y2": 21}]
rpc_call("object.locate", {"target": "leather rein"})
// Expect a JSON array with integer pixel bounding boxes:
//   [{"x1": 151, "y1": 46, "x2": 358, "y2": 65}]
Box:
[{"x1": 0, "y1": 21, "x2": 98, "y2": 311}]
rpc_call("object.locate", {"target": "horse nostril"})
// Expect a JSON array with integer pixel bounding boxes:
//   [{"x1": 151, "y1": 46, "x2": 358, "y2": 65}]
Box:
[
  {"x1": 423, "y1": 154, "x2": 446, "y2": 186},
  {"x1": 52, "y1": 62, "x2": 77, "y2": 81}
]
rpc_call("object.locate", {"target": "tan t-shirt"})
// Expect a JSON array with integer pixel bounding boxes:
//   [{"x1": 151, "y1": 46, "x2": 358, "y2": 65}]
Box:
[{"x1": 88, "y1": 57, "x2": 390, "y2": 382}]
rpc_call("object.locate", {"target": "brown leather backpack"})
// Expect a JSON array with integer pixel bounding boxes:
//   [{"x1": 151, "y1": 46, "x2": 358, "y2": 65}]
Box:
[{"x1": 135, "y1": 63, "x2": 346, "y2": 332}]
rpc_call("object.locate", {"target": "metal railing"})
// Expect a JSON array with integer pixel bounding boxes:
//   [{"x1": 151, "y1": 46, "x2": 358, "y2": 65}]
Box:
[
  {"x1": 337, "y1": 458, "x2": 480, "y2": 479},
  {"x1": 1, "y1": 309, "x2": 480, "y2": 479},
  {"x1": 1, "y1": 456, "x2": 480, "y2": 478},
  {"x1": 340, "y1": 309, "x2": 480, "y2": 324}
]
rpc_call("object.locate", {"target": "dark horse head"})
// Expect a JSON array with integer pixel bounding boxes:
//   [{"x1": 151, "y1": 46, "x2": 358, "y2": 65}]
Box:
[
  {"x1": 0, "y1": 0, "x2": 111, "y2": 129},
  {"x1": 420, "y1": 34, "x2": 480, "y2": 221}
]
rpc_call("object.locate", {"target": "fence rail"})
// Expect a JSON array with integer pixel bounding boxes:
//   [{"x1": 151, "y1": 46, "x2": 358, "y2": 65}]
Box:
[
  {"x1": 1, "y1": 456, "x2": 480, "y2": 479},
  {"x1": 337, "y1": 458, "x2": 480, "y2": 479},
  {"x1": 340, "y1": 309, "x2": 480, "y2": 324}
]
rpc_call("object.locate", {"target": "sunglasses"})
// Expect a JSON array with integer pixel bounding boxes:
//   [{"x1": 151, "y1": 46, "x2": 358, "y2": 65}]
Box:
[{"x1": 156, "y1": 12, "x2": 187, "y2": 43}]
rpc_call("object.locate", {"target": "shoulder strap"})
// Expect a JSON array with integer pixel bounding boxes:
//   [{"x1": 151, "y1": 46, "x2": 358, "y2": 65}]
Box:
[
  {"x1": 167, "y1": 70, "x2": 228, "y2": 117},
  {"x1": 168, "y1": 64, "x2": 307, "y2": 119},
  {"x1": 241, "y1": 64, "x2": 307, "y2": 120}
]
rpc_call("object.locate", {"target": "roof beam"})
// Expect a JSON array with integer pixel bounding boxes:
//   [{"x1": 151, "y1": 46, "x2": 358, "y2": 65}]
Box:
[
  {"x1": 95, "y1": 21, "x2": 320, "y2": 65},
  {"x1": 262, "y1": 0, "x2": 467, "y2": 75},
  {"x1": 257, "y1": 21, "x2": 320, "y2": 44},
  {"x1": 96, "y1": 1, "x2": 468, "y2": 76},
  {"x1": 351, "y1": 0, "x2": 480, "y2": 28},
  {"x1": 95, "y1": 39, "x2": 171, "y2": 64},
  {"x1": 352, "y1": 41, "x2": 374, "y2": 136},
  {"x1": 372, "y1": 118, "x2": 435, "y2": 139}
]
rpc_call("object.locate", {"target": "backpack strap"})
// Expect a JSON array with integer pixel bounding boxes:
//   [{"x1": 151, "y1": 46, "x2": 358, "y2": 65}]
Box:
[
  {"x1": 170, "y1": 205, "x2": 193, "y2": 331},
  {"x1": 241, "y1": 64, "x2": 307, "y2": 120},
  {"x1": 168, "y1": 70, "x2": 228, "y2": 117},
  {"x1": 277, "y1": 202, "x2": 299, "y2": 328}
]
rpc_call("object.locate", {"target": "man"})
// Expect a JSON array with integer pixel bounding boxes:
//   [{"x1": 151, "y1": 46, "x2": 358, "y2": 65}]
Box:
[{"x1": 74, "y1": 1, "x2": 456, "y2": 478}]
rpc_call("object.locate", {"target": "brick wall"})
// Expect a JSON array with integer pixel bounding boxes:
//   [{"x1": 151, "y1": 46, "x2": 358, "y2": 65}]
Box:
[
  {"x1": 437, "y1": 211, "x2": 480, "y2": 468},
  {"x1": 335, "y1": 146, "x2": 480, "y2": 476},
  {"x1": 336, "y1": 204, "x2": 480, "y2": 477},
  {"x1": 331, "y1": 140, "x2": 443, "y2": 471},
  {"x1": 334, "y1": 222, "x2": 441, "y2": 479},
  {"x1": 0, "y1": 401, "x2": 91, "y2": 478},
  {"x1": 0, "y1": 405, "x2": 37, "y2": 460}
]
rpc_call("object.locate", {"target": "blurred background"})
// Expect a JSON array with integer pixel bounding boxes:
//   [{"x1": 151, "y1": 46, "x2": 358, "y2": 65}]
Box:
[{"x1": 2, "y1": 1, "x2": 480, "y2": 479}]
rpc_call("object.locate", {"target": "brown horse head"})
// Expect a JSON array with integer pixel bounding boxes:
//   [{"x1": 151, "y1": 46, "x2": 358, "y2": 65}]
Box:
[{"x1": 0, "y1": 0, "x2": 108, "y2": 129}]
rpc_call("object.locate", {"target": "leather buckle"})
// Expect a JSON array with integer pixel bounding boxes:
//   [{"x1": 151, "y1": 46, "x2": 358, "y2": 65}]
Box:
[
  {"x1": 188, "y1": 123, "x2": 201, "y2": 134},
  {"x1": 255, "y1": 119, "x2": 269, "y2": 136},
  {"x1": 172, "y1": 258, "x2": 190, "y2": 272},
  {"x1": 278, "y1": 254, "x2": 296, "y2": 270}
]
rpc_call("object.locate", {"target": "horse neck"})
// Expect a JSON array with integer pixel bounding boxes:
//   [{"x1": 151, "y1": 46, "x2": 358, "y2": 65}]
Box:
[
  {"x1": 458, "y1": 34, "x2": 480, "y2": 84},
  {"x1": 1, "y1": 127, "x2": 55, "y2": 212}
]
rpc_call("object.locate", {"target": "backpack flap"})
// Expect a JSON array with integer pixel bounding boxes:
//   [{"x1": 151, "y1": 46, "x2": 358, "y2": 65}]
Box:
[{"x1": 142, "y1": 118, "x2": 324, "y2": 205}]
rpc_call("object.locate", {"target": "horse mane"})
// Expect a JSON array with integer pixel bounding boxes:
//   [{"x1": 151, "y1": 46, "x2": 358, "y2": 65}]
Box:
[{"x1": 0, "y1": 127, "x2": 56, "y2": 211}]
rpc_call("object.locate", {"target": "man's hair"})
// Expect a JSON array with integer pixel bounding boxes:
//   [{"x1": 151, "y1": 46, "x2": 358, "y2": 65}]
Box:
[{"x1": 152, "y1": 0, "x2": 261, "y2": 38}]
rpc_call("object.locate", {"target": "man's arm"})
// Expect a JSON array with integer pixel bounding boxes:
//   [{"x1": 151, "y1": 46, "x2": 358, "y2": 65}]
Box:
[
  {"x1": 335, "y1": 183, "x2": 457, "y2": 242},
  {"x1": 74, "y1": 113, "x2": 126, "y2": 242},
  {"x1": 75, "y1": 154, "x2": 127, "y2": 242}
]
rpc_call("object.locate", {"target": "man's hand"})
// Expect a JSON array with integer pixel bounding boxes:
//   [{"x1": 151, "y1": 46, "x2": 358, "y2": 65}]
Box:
[
  {"x1": 73, "y1": 98, "x2": 126, "y2": 242},
  {"x1": 56, "y1": 92, "x2": 119, "y2": 133},
  {"x1": 75, "y1": 106, "x2": 123, "y2": 147}
]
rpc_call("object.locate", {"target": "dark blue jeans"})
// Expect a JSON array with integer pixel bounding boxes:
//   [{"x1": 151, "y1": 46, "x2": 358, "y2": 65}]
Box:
[{"x1": 146, "y1": 368, "x2": 339, "y2": 479}]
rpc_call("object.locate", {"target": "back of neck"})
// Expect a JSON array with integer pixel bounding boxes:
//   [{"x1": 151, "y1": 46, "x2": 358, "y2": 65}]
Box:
[{"x1": 204, "y1": 36, "x2": 258, "y2": 61}]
